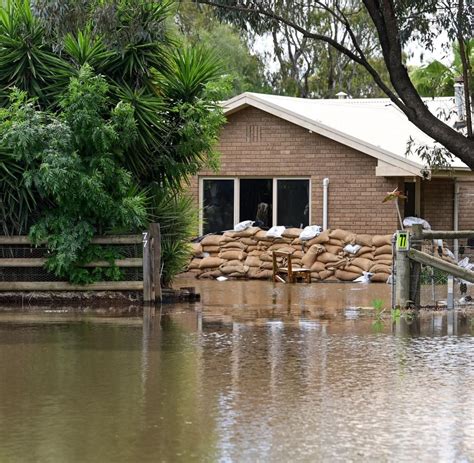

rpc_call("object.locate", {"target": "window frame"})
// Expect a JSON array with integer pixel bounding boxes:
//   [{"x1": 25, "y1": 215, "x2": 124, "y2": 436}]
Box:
[{"x1": 199, "y1": 176, "x2": 311, "y2": 235}]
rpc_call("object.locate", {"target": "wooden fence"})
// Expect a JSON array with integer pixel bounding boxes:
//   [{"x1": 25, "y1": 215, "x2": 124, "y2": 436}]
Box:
[
  {"x1": 395, "y1": 224, "x2": 474, "y2": 308},
  {"x1": 0, "y1": 223, "x2": 162, "y2": 303}
]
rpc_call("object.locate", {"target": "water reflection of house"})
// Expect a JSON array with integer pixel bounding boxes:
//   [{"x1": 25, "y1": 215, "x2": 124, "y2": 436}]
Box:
[{"x1": 187, "y1": 92, "x2": 473, "y2": 238}]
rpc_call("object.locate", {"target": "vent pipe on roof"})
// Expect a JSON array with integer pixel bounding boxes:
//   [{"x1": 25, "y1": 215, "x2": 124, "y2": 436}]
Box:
[
  {"x1": 454, "y1": 77, "x2": 465, "y2": 121},
  {"x1": 336, "y1": 91, "x2": 348, "y2": 100}
]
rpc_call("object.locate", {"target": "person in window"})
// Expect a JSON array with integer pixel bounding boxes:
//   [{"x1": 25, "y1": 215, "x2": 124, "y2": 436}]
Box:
[{"x1": 255, "y1": 202, "x2": 269, "y2": 229}]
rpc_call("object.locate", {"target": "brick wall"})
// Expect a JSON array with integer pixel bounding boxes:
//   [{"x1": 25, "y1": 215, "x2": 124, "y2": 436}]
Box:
[
  {"x1": 188, "y1": 107, "x2": 408, "y2": 234},
  {"x1": 421, "y1": 178, "x2": 455, "y2": 230}
]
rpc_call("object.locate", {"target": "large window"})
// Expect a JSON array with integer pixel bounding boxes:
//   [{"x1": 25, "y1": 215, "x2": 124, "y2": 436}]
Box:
[
  {"x1": 202, "y1": 179, "x2": 234, "y2": 234},
  {"x1": 277, "y1": 179, "x2": 309, "y2": 227},
  {"x1": 200, "y1": 177, "x2": 310, "y2": 234},
  {"x1": 239, "y1": 179, "x2": 273, "y2": 228}
]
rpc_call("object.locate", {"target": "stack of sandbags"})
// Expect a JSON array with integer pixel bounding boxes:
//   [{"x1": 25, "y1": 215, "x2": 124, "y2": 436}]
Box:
[
  {"x1": 185, "y1": 227, "x2": 395, "y2": 283},
  {"x1": 298, "y1": 229, "x2": 393, "y2": 283}
]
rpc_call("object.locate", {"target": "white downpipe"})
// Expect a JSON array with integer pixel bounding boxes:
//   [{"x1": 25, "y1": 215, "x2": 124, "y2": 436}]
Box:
[
  {"x1": 454, "y1": 179, "x2": 460, "y2": 260},
  {"x1": 323, "y1": 178, "x2": 330, "y2": 230}
]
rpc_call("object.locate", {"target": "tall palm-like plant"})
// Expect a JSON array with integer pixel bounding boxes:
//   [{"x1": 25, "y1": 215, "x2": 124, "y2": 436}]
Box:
[
  {"x1": 0, "y1": 0, "x2": 73, "y2": 107},
  {"x1": 410, "y1": 40, "x2": 474, "y2": 98}
]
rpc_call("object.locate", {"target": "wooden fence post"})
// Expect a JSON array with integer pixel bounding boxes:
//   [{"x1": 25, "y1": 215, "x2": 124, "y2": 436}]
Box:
[
  {"x1": 395, "y1": 230, "x2": 411, "y2": 308},
  {"x1": 149, "y1": 223, "x2": 162, "y2": 303},
  {"x1": 410, "y1": 224, "x2": 423, "y2": 308},
  {"x1": 143, "y1": 230, "x2": 153, "y2": 303}
]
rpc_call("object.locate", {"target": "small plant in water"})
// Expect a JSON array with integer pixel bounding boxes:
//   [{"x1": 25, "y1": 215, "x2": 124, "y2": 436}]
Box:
[{"x1": 372, "y1": 299, "x2": 385, "y2": 331}]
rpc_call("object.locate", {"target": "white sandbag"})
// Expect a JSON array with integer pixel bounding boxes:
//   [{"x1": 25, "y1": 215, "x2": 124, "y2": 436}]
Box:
[
  {"x1": 354, "y1": 271, "x2": 373, "y2": 283},
  {"x1": 266, "y1": 226, "x2": 285, "y2": 238},
  {"x1": 403, "y1": 216, "x2": 431, "y2": 230},
  {"x1": 343, "y1": 243, "x2": 361, "y2": 255},
  {"x1": 234, "y1": 220, "x2": 254, "y2": 231},
  {"x1": 299, "y1": 225, "x2": 322, "y2": 241}
]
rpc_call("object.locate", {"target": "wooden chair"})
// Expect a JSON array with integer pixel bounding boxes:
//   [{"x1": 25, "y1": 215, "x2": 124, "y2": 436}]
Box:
[{"x1": 272, "y1": 250, "x2": 311, "y2": 283}]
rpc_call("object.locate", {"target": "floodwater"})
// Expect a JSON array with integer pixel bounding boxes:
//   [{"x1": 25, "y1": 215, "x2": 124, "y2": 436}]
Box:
[{"x1": 0, "y1": 279, "x2": 473, "y2": 463}]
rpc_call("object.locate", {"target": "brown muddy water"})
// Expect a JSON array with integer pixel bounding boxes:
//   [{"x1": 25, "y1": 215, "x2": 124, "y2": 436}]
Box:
[{"x1": 0, "y1": 279, "x2": 473, "y2": 463}]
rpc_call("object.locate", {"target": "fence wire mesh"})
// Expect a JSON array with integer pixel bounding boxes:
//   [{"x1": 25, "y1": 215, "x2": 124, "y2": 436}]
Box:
[
  {"x1": 0, "y1": 243, "x2": 143, "y2": 282},
  {"x1": 409, "y1": 238, "x2": 474, "y2": 309}
]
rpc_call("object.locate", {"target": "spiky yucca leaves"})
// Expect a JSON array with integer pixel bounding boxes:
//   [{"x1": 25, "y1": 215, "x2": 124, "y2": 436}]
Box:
[
  {"x1": 149, "y1": 187, "x2": 198, "y2": 287},
  {"x1": 0, "y1": 0, "x2": 73, "y2": 107}
]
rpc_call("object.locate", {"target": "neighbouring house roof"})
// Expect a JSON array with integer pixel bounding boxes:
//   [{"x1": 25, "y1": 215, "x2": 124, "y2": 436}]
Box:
[{"x1": 223, "y1": 92, "x2": 472, "y2": 177}]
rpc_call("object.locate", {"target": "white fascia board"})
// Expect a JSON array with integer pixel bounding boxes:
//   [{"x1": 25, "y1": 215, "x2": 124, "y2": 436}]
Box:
[
  {"x1": 376, "y1": 161, "x2": 420, "y2": 177},
  {"x1": 224, "y1": 93, "x2": 425, "y2": 176}
]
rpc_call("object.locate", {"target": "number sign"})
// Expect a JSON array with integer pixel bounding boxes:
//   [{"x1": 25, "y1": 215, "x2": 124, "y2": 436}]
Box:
[{"x1": 396, "y1": 231, "x2": 409, "y2": 251}]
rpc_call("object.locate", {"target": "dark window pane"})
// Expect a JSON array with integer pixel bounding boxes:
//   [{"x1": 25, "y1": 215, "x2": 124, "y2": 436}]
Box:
[
  {"x1": 404, "y1": 182, "x2": 416, "y2": 217},
  {"x1": 277, "y1": 180, "x2": 309, "y2": 227},
  {"x1": 239, "y1": 179, "x2": 273, "y2": 228},
  {"x1": 203, "y1": 180, "x2": 234, "y2": 234}
]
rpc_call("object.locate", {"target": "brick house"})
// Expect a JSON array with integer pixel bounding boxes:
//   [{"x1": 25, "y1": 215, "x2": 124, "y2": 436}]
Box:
[{"x1": 187, "y1": 93, "x2": 474, "y2": 237}]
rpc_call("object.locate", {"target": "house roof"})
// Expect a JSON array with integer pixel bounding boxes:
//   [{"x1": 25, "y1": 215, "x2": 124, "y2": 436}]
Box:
[{"x1": 223, "y1": 92, "x2": 471, "y2": 177}]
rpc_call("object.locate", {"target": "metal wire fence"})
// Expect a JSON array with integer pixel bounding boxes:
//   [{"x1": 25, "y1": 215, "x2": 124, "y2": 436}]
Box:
[{"x1": 0, "y1": 243, "x2": 143, "y2": 283}]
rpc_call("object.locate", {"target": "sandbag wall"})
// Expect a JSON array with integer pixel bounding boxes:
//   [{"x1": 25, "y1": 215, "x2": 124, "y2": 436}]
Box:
[{"x1": 186, "y1": 227, "x2": 393, "y2": 282}]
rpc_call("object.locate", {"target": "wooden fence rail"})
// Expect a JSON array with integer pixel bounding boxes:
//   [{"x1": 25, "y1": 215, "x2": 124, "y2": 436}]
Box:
[{"x1": 0, "y1": 224, "x2": 162, "y2": 303}]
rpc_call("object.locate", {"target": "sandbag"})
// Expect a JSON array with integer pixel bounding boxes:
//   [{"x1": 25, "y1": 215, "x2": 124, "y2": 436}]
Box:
[
  {"x1": 351, "y1": 257, "x2": 373, "y2": 272},
  {"x1": 311, "y1": 272, "x2": 321, "y2": 281},
  {"x1": 199, "y1": 257, "x2": 225, "y2": 269},
  {"x1": 370, "y1": 263, "x2": 391, "y2": 274},
  {"x1": 330, "y1": 229, "x2": 351, "y2": 242},
  {"x1": 306, "y1": 229, "x2": 330, "y2": 246},
  {"x1": 241, "y1": 237, "x2": 258, "y2": 246},
  {"x1": 354, "y1": 234, "x2": 373, "y2": 247},
  {"x1": 324, "y1": 244, "x2": 343, "y2": 255},
  {"x1": 282, "y1": 227, "x2": 303, "y2": 239},
  {"x1": 260, "y1": 252, "x2": 274, "y2": 262},
  {"x1": 327, "y1": 238, "x2": 344, "y2": 247},
  {"x1": 221, "y1": 241, "x2": 247, "y2": 250},
  {"x1": 254, "y1": 230, "x2": 274, "y2": 241},
  {"x1": 372, "y1": 234, "x2": 392, "y2": 247},
  {"x1": 310, "y1": 261, "x2": 326, "y2": 272},
  {"x1": 247, "y1": 245, "x2": 259, "y2": 252},
  {"x1": 187, "y1": 258, "x2": 201, "y2": 270},
  {"x1": 371, "y1": 273, "x2": 389, "y2": 283},
  {"x1": 260, "y1": 261, "x2": 274, "y2": 270},
  {"x1": 292, "y1": 250, "x2": 304, "y2": 258},
  {"x1": 301, "y1": 244, "x2": 325, "y2": 268},
  {"x1": 219, "y1": 250, "x2": 246, "y2": 261},
  {"x1": 335, "y1": 269, "x2": 360, "y2": 281},
  {"x1": 190, "y1": 242, "x2": 203, "y2": 257},
  {"x1": 375, "y1": 259, "x2": 392, "y2": 267},
  {"x1": 249, "y1": 250, "x2": 263, "y2": 257},
  {"x1": 374, "y1": 244, "x2": 392, "y2": 256},
  {"x1": 318, "y1": 252, "x2": 341, "y2": 264},
  {"x1": 248, "y1": 269, "x2": 273, "y2": 279},
  {"x1": 343, "y1": 233, "x2": 357, "y2": 245},
  {"x1": 319, "y1": 269, "x2": 335, "y2": 280},
  {"x1": 375, "y1": 253, "x2": 392, "y2": 261},
  {"x1": 245, "y1": 256, "x2": 261, "y2": 267},
  {"x1": 358, "y1": 252, "x2": 375, "y2": 261},
  {"x1": 198, "y1": 269, "x2": 222, "y2": 279},
  {"x1": 201, "y1": 234, "x2": 223, "y2": 247},
  {"x1": 356, "y1": 246, "x2": 374, "y2": 256},
  {"x1": 219, "y1": 264, "x2": 249, "y2": 275},
  {"x1": 202, "y1": 245, "x2": 220, "y2": 254},
  {"x1": 268, "y1": 244, "x2": 295, "y2": 253},
  {"x1": 344, "y1": 265, "x2": 363, "y2": 275},
  {"x1": 224, "y1": 226, "x2": 260, "y2": 238}
]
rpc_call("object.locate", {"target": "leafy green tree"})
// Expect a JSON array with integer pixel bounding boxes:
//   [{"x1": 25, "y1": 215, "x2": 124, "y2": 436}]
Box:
[
  {"x1": 0, "y1": 67, "x2": 147, "y2": 283},
  {"x1": 410, "y1": 40, "x2": 474, "y2": 98},
  {"x1": 0, "y1": 0, "x2": 228, "y2": 284}
]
